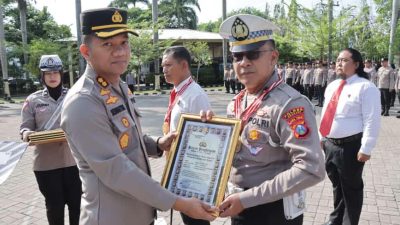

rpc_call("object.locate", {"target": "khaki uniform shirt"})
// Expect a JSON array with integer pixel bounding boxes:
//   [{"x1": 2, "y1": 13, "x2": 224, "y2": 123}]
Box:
[
  {"x1": 395, "y1": 70, "x2": 400, "y2": 92},
  {"x1": 377, "y1": 66, "x2": 396, "y2": 89},
  {"x1": 285, "y1": 68, "x2": 296, "y2": 81},
  {"x1": 313, "y1": 68, "x2": 327, "y2": 86},
  {"x1": 327, "y1": 69, "x2": 337, "y2": 85},
  {"x1": 226, "y1": 72, "x2": 325, "y2": 209},
  {"x1": 61, "y1": 65, "x2": 177, "y2": 225},
  {"x1": 20, "y1": 88, "x2": 76, "y2": 171},
  {"x1": 302, "y1": 68, "x2": 314, "y2": 85},
  {"x1": 364, "y1": 67, "x2": 377, "y2": 86}
]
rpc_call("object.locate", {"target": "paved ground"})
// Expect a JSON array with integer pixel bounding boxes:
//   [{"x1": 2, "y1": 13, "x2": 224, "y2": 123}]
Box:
[{"x1": 0, "y1": 92, "x2": 400, "y2": 225}]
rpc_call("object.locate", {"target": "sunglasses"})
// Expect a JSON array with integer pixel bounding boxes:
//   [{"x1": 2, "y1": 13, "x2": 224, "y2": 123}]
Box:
[{"x1": 232, "y1": 49, "x2": 273, "y2": 63}]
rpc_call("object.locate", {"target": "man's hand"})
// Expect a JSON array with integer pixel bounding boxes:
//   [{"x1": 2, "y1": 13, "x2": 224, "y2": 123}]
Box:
[
  {"x1": 157, "y1": 132, "x2": 177, "y2": 151},
  {"x1": 22, "y1": 131, "x2": 35, "y2": 142},
  {"x1": 218, "y1": 193, "x2": 244, "y2": 217},
  {"x1": 199, "y1": 110, "x2": 214, "y2": 122},
  {"x1": 357, "y1": 152, "x2": 371, "y2": 162},
  {"x1": 173, "y1": 197, "x2": 218, "y2": 221}
]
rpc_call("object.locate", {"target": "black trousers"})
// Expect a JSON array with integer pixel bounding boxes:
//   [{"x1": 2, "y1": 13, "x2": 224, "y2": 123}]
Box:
[
  {"x1": 286, "y1": 78, "x2": 293, "y2": 86},
  {"x1": 315, "y1": 84, "x2": 324, "y2": 106},
  {"x1": 304, "y1": 84, "x2": 312, "y2": 101},
  {"x1": 380, "y1": 88, "x2": 390, "y2": 114},
  {"x1": 236, "y1": 81, "x2": 243, "y2": 92},
  {"x1": 231, "y1": 199, "x2": 303, "y2": 225},
  {"x1": 230, "y1": 80, "x2": 236, "y2": 94},
  {"x1": 323, "y1": 136, "x2": 364, "y2": 225},
  {"x1": 224, "y1": 80, "x2": 230, "y2": 93},
  {"x1": 181, "y1": 212, "x2": 210, "y2": 225},
  {"x1": 128, "y1": 84, "x2": 135, "y2": 93},
  {"x1": 390, "y1": 89, "x2": 396, "y2": 106},
  {"x1": 34, "y1": 166, "x2": 82, "y2": 225}
]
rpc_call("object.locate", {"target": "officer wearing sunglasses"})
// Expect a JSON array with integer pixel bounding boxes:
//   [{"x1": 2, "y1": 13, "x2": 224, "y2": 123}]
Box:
[{"x1": 216, "y1": 14, "x2": 325, "y2": 225}]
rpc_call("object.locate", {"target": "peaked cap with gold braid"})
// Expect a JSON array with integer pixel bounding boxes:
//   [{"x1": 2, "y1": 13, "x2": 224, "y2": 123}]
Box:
[
  {"x1": 81, "y1": 7, "x2": 138, "y2": 38},
  {"x1": 219, "y1": 14, "x2": 279, "y2": 53}
]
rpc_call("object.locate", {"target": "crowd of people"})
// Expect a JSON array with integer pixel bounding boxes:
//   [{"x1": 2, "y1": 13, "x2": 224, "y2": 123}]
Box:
[{"x1": 17, "y1": 7, "x2": 392, "y2": 225}]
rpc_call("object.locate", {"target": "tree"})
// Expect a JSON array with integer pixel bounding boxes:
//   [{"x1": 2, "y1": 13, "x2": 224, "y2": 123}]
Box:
[
  {"x1": 184, "y1": 41, "x2": 211, "y2": 81},
  {"x1": 159, "y1": 0, "x2": 200, "y2": 29},
  {"x1": 17, "y1": 0, "x2": 28, "y2": 78},
  {"x1": 109, "y1": 0, "x2": 149, "y2": 8}
]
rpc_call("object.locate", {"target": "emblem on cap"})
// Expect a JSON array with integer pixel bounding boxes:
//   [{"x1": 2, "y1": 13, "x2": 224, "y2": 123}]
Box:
[
  {"x1": 231, "y1": 17, "x2": 249, "y2": 41},
  {"x1": 112, "y1": 11, "x2": 123, "y2": 23},
  {"x1": 46, "y1": 58, "x2": 55, "y2": 66}
]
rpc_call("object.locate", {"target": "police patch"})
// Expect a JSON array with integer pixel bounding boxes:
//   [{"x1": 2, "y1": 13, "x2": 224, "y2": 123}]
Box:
[
  {"x1": 121, "y1": 117, "x2": 130, "y2": 128},
  {"x1": 100, "y1": 88, "x2": 111, "y2": 96},
  {"x1": 282, "y1": 107, "x2": 310, "y2": 139},
  {"x1": 106, "y1": 96, "x2": 119, "y2": 105}
]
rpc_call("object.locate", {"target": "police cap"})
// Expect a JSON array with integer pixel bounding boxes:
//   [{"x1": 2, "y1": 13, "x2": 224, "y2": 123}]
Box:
[
  {"x1": 219, "y1": 14, "x2": 279, "y2": 53},
  {"x1": 81, "y1": 7, "x2": 138, "y2": 38},
  {"x1": 39, "y1": 55, "x2": 63, "y2": 72}
]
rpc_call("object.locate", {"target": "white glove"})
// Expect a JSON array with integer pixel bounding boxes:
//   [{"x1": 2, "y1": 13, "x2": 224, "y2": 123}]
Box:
[{"x1": 22, "y1": 131, "x2": 35, "y2": 142}]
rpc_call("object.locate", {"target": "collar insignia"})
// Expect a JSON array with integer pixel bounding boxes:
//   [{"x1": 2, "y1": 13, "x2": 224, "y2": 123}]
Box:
[{"x1": 96, "y1": 76, "x2": 109, "y2": 88}]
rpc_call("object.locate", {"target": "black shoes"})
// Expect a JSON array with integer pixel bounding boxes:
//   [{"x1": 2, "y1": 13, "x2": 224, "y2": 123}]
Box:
[{"x1": 321, "y1": 221, "x2": 335, "y2": 225}]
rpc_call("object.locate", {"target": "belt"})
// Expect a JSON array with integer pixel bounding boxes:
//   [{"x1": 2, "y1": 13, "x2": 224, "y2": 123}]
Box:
[{"x1": 326, "y1": 132, "x2": 363, "y2": 145}]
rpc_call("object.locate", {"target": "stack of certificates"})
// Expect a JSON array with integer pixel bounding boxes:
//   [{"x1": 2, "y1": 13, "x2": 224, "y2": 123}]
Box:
[{"x1": 29, "y1": 129, "x2": 66, "y2": 145}]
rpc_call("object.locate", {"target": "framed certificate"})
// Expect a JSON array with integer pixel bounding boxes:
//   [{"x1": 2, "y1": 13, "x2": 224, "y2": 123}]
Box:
[{"x1": 161, "y1": 114, "x2": 241, "y2": 209}]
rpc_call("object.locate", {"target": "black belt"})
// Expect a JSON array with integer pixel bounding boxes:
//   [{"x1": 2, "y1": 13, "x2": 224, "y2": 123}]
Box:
[{"x1": 326, "y1": 132, "x2": 363, "y2": 145}]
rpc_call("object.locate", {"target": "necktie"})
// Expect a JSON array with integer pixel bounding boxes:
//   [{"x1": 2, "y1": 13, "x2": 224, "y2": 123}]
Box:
[
  {"x1": 168, "y1": 89, "x2": 177, "y2": 109},
  {"x1": 319, "y1": 79, "x2": 346, "y2": 137}
]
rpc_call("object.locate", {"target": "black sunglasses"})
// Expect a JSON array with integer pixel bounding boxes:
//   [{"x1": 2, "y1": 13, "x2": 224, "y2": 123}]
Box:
[{"x1": 232, "y1": 49, "x2": 273, "y2": 63}]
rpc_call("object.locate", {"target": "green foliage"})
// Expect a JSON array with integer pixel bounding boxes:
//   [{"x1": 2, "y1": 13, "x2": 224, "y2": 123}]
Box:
[
  {"x1": 184, "y1": 41, "x2": 212, "y2": 81},
  {"x1": 159, "y1": 0, "x2": 200, "y2": 29}
]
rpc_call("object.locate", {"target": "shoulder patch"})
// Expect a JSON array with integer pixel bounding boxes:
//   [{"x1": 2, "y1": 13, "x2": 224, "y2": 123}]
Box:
[{"x1": 282, "y1": 106, "x2": 309, "y2": 139}]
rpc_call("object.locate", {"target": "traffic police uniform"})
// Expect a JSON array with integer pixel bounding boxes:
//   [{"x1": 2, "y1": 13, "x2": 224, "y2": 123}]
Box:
[
  {"x1": 20, "y1": 55, "x2": 81, "y2": 225},
  {"x1": 60, "y1": 8, "x2": 177, "y2": 225},
  {"x1": 220, "y1": 14, "x2": 325, "y2": 225}
]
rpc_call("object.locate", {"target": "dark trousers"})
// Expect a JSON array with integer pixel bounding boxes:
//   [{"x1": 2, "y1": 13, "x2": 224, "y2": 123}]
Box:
[
  {"x1": 34, "y1": 166, "x2": 82, "y2": 225},
  {"x1": 236, "y1": 81, "x2": 243, "y2": 92},
  {"x1": 304, "y1": 84, "x2": 312, "y2": 101},
  {"x1": 230, "y1": 80, "x2": 236, "y2": 94},
  {"x1": 380, "y1": 88, "x2": 390, "y2": 114},
  {"x1": 224, "y1": 80, "x2": 230, "y2": 93},
  {"x1": 323, "y1": 136, "x2": 364, "y2": 225},
  {"x1": 181, "y1": 212, "x2": 210, "y2": 225},
  {"x1": 390, "y1": 89, "x2": 396, "y2": 106},
  {"x1": 315, "y1": 84, "x2": 324, "y2": 106},
  {"x1": 128, "y1": 84, "x2": 135, "y2": 93},
  {"x1": 286, "y1": 78, "x2": 293, "y2": 86},
  {"x1": 231, "y1": 199, "x2": 303, "y2": 225}
]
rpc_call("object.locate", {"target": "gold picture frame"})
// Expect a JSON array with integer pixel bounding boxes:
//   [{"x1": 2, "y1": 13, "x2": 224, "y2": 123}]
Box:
[{"x1": 161, "y1": 114, "x2": 241, "y2": 210}]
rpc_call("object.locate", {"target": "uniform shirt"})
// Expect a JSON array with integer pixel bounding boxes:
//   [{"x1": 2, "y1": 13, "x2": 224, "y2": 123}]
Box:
[
  {"x1": 313, "y1": 68, "x2": 327, "y2": 86},
  {"x1": 125, "y1": 73, "x2": 135, "y2": 85},
  {"x1": 364, "y1": 67, "x2": 377, "y2": 86},
  {"x1": 377, "y1": 66, "x2": 396, "y2": 89},
  {"x1": 20, "y1": 88, "x2": 76, "y2": 171},
  {"x1": 302, "y1": 68, "x2": 314, "y2": 85},
  {"x1": 170, "y1": 77, "x2": 211, "y2": 132},
  {"x1": 327, "y1": 69, "x2": 337, "y2": 85},
  {"x1": 321, "y1": 74, "x2": 380, "y2": 155},
  {"x1": 61, "y1": 65, "x2": 177, "y2": 225},
  {"x1": 226, "y1": 71, "x2": 325, "y2": 209},
  {"x1": 395, "y1": 70, "x2": 400, "y2": 92},
  {"x1": 285, "y1": 68, "x2": 296, "y2": 80}
]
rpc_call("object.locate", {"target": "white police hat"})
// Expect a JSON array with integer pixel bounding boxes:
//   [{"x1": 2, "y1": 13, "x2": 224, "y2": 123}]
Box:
[
  {"x1": 219, "y1": 14, "x2": 279, "y2": 53},
  {"x1": 39, "y1": 55, "x2": 63, "y2": 72}
]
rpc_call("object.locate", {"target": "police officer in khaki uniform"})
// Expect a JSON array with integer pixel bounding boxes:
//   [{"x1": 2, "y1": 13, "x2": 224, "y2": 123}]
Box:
[
  {"x1": 20, "y1": 55, "x2": 81, "y2": 225},
  {"x1": 327, "y1": 61, "x2": 337, "y2": 85},
  {"x1": 377, "y1": 58, "x2": 396, "y2": 116},
  {"x1": 60, "y1": 8, "x2": 216, "y2": 225},
  {"x1": 301, "y1": 62, "x2": 314, "y2": 101},
  {"x1": 313, "y1": 61, "x2": 328, "y2": 107},
  {"x1": 285, "y1": 61, "x2": 295, "y2": 86},
  {"x1": 214, "y1": 14, "x2": 325, "y2": 225}
]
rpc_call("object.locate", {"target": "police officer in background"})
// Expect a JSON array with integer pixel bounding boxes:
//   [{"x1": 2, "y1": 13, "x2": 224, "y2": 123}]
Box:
[
  {"x1": 20, "y1": 55, "x2": 81, "y2": 225},
  {"x1": 395, "y1": 69, "x2": 400, "y2": 118},
  {"x1": 364, "y1": 59, "x2": 377, "y2": 85},
  {"x1": 377, "y1": 58, "x2": 396, "y2": 116},
  {"x1": 285, "y1": 61, "x2": 295, "y2": 87},
  {"x1": 208, "y1": 14, "x2": 325, "y2": 225},
  {"x1": 60, "y1": 8, "x2": 216, "y2": 225},
  {"x1": 327, "y1": 62, "x2": 337, "y2": 85},
  {"x1": 301, "y1": 62, "x2": 314, "y2": 101},
  {"x1": 313, "y1": 61, "x2": 327, "y2": 107},
  {"x1": 320, "y1": 48, "x2": 381, "y2": 225}
]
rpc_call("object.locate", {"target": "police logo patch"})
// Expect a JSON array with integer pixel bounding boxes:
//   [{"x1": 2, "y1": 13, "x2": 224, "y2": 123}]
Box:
[
  {"x1": 282, "y1": 107, "x2": 310, "y2": 139},
  {"x1": 106, "y1": 96, "x2": 119, "y2": 105},
  {"x1": 112, "y1": 11, "x2": 123, "y2": 23},
  {"x1": 248, "y1": 129, "x2": 260, "y2": 141},
  {"x1": 294, "y1": 124, "x2": 309, "y2": 139},
  {"x1": 121, "y1": 117, "x2": 130, "y2": 128},
  {"x1": 231, "y1": 17, "x2": 249, "y2": 41},
  {"x1": 119, "y1": 133, "x2": 129, "y2": 149},
  {"x1": 96, "y1": 76, "x2": 109, "y2": 87}
]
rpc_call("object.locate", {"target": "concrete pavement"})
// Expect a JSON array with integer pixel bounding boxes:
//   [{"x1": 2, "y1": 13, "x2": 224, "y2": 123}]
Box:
[{"x1": 0, "y1": 93, "x2": 400, "y2": 225}]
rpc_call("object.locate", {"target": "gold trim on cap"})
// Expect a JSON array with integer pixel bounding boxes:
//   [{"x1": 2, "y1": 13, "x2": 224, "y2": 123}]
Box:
[
  {"x1": 112, "y1": 11, "x2": 123, "y2": 23},
  {"x1": 92, "y1": 24, "x2": 128, "y2": 31},
  {"x1": 96, "y1": 28, "x2": 138, "y2": 38},
  {"x1": 230, "y1": 36, "x2": 269, "y2": 46}
]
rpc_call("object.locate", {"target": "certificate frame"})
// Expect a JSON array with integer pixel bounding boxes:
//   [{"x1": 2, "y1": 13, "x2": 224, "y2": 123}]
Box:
[{"x1": 161, "y1": 113, "x2": 241, "y2": 209}]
